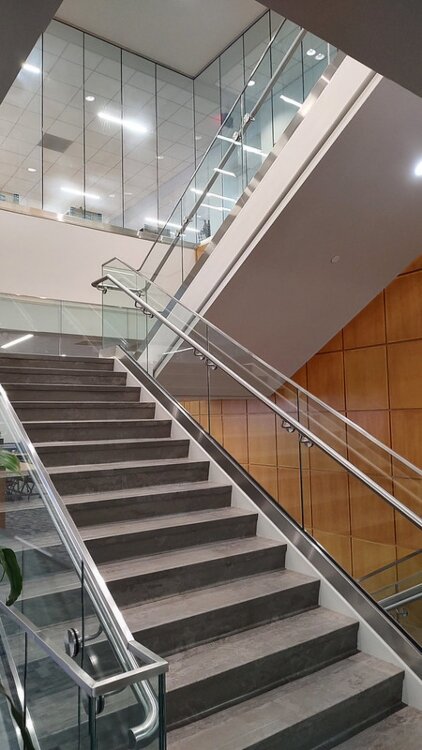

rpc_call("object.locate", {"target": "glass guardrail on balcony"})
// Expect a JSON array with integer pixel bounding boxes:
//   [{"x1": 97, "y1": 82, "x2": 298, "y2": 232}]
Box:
[
  {"x1": 138, "y1": 20, "x2": 337, "y2": 295},
  {"x1": 95, "y1": 260, "x2": 421, "y2": 648}
]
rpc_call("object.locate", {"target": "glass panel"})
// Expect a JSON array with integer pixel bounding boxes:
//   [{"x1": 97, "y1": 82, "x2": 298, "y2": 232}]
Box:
[
  {"x1": 123, "y1": 53, "x2": 157, "y2": 233},
  {"x1": 42, "y1": 22, "x2": 84, "y2": 217},
  {"x1": 157, "y1": 67, "x2": 194, "y2": 228},
  {"x1": 302, "y1": 33, "x2": 331, "y2": 98},
  {"x1": 244, "y1": 12, "x2": 271, "y2": 81},
  {"x1": 194, "y1": 59, "x2": 220, "y2": 161},
  {"x1": 0, "y1": 37, "x2": 42, "y2": 209},
  {"x1": 84, "y1": 36, "x2": 123, "y2": 227},
  {"x1": 220, "y1": 37, "x2": 245, "y2": 120}
]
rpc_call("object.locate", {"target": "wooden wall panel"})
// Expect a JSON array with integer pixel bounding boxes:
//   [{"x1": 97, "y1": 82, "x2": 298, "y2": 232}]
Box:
[{"x1": 181, "y1": 255, "x2": 421, "y2": 592}]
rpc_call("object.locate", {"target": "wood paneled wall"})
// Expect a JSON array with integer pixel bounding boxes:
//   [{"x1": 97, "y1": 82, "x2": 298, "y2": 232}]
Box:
[{"x1": 181, "y1": 256, "x2": 422, "y2": 595}]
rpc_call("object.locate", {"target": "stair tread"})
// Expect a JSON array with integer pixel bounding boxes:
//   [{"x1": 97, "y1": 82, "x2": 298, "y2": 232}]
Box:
[
  {"x1": 0, "y1": 353, "x2": 113, "y2": 364},
  {"x1": 122, "y1": 569, "x2": 318, "y2": 633},
  {"x1": 34, "y1": 437, "x2": 187, "y2": 448},
  {"x1": 167, "y1": 608, "x2": 357, "y2": 693},
  {"x1": 0, "y1": 365, "x2": 121, "y2": 376},
  {"x1": 22, "y1": 418, "x2": 170, "y2": 426},
  {"x1": 100, "y1": 536, "x2": 284, "y2": 579},
  {"x1": 5, "y1": 383, "x2": 139, "y2": 391},
  {"x1": 48, "y1": 457, "x2": 208, "y2": 476},
  {"x1": 64, "y1": 480, "x2": 228, "y2": 504},
  {"x1": 13, "y1": 400, "x2": 154, "y2": 408},
  {"x1": 79, "y1": 506, "x2": 256, "y2": 539},
  {"x1": 167, "y1": 653, "x2": 403, "y2": 749},
  {"x1": 336, "y1": 706, "x2": 422, "y2": 749},
  {"x1": 15, "y1": 538, "x2": 285, "y2": 601}
]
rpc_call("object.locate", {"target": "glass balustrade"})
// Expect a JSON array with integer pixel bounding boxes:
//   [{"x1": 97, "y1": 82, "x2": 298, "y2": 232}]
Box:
[
  {"x1": 139, "y1": 22, "x2": 337, "y2": 296},
  {"x1": 0, "y1": 350, "x2": 167, "y2": 747},
  {"x1": 97, "y1": 263, "x2": 422, "y2": 651}
]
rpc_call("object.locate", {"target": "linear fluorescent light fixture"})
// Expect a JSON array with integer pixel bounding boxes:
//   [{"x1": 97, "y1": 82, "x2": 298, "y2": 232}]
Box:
[
  {"x1": 191, "y1": 188, "x2": 235, "y2": 203},
  {"x1": 280, "y1": 94, "x2": 302, "y2": 108},
  {"x1": 145, "y1": 218, "x2": 198, "y2": 234},
  {"x1": 216, "y1": 134, "x2": 239, "y2": 145},
  {"x1": 1, "y1": 333, "x2": 34, "y2": 350},
  {"x1": 98, "y1": 111, "x2": 147, "y2": 134},
  {"x1": 243, "y1": 144, "x2": 268, "y2": 157},
  {"x1": 214, "y1": 168, "x2": 236, "y2": 177},
  {"x1": 22, "y1": 63, "x2": 41, "y2": 74},
  {"x1": 60, "y1": 186, "x2": 100, "y2": 200},
  {"x1": 201, "y1": 203, "x2": 230, "y2": 212}
]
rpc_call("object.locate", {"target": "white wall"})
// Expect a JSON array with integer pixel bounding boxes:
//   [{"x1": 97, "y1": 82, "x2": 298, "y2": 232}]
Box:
[{"x1": 0, "y1": 209, "x2": 153, "y2": 304}]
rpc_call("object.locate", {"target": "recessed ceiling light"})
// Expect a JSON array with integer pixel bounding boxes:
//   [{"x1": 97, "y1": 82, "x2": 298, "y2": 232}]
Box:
[
  {"x1": 195, "y1": 135, "x2": 202, "y2": 141},
  {"x1": 22, "y1": 62, "x2": 41, "y2": 74},
  {"x1": 414, "y1": 159, "x2": 422, "y2": 177},
  {"x1": 98, "y1": 111, "x2": 147, "y2": 134},
  {"x1": 280, "y1": 94, "x2": 302, "y2": 108},
  {"x1": 109, "y1": 193, "x2": 116, "y2": 198},
  {"x1": 85, "y1": 95, "x2": 95, "y2": 102},
  {"x1": 156, "y1": 155, "x2": 164, "y2": 160},
  {"x1": 124, "y1": 191, "x2": 133, "y2": 196},
  {"x1": 315, "y1": 53, "x2": 325, "y2": 61},
  {"x1": 60, "y1": 186, "x2": 100, "y2": 200},
  {"x1": 27, "y1": 167, "x2": 37, "y2": 173},
  {"x1": 306, "y1": 49, "x2": 316, "y2": 57},
  {"x1": 331, "y1": 255, "x2": 340, "y2": 264},
  {"x1": 248, "y1": 80, "x2": 256, "y2": 87}
]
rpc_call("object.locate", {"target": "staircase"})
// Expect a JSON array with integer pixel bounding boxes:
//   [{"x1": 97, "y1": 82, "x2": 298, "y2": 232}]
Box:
[{"x1": 1, "y1": 352, "x2": 421, "y2": 748}]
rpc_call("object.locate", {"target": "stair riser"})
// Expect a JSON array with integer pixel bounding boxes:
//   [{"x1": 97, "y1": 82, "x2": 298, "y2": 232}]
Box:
[
  {"x1": 87, "y1": 515, "x2": 257, "y2": 564},
  {"x1": 167, "y1": 623, "x2": 359, "y2": 728},
  {"x1": 13, "y1": 404, "x2": 156, "y2": 420},
  {"x1": 251, "y1": 676, "x2": 404, "y2": 750},
  {"x1": 0, "y1": 371, "x2": 126, "y2": 385},
  {"x1": 52, "y1": 462, "x2": 209, "y2": 495},
  {"x1": 109, "y1": 545, "x2": 286, "y2": 607},
  {"x1": 37, "y1": 440, "x2": 190, "y2": 467},
  {"x1": 135, "y1": 580, "x2": 320, "y2": 655},
  {"x1": 68, "y1": 488, "x2": 232, "y2": 525},
  {"x1": 0, "y1": 356, "x2": 113, "y2": 371},
  {"x1": 6, "y1": 387, "x2": 140, "y2": 402},
  {"x1": 24, "y1": 420, "x2": 172, "y2": 441}
]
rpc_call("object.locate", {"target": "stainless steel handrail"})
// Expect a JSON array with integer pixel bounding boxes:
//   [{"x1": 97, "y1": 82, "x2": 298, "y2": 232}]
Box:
[
  {"x1": 0, "y1": 384, "x2": 168, "y2": 746},
  {"x1": 101, "y1": 256, "x2": 422, "y2": 478},
  {"x1": 380, "y1": 584, "x2": 422, "y2": 612},
  {"x1": 0, "y1": 602, "x2": 166, "y2": 697},
  {"x1": 138, "y1": 24, "x2": 307, "y2": 280},
  {"x1": 93, "y1": 272, "x2": 422, "y2": 532}
]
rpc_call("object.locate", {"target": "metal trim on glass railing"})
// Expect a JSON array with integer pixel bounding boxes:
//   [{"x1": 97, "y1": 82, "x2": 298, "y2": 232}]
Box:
[
  {"x1": 0, "y1": 383, "x2": 168, "y2": 746},
  {"x1": 92, "y1": 272, "x2": 422, "y2": 531}
]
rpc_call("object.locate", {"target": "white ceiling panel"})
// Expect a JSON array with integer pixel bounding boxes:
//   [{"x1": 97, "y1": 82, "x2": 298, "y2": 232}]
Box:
[{"x1": 56, "y1": 0, "x2": 264, "y2": 76}]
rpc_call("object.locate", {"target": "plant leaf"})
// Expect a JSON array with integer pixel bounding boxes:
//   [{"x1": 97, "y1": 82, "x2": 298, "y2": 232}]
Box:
[
  {"x1": 0, "y1": 451, "x2": 20, "y2": 473},
  {"x1": 0, "y1": 548, "x2": 23, "y2": 606},
  {"x1": 0, "y1": 679, "x2": 36, "y2": 750}
]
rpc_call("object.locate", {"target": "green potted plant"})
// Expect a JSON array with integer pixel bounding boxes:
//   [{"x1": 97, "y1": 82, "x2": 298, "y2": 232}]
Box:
[{"x1": 0, "y1": 450, "x2": 35, "y2": 750}]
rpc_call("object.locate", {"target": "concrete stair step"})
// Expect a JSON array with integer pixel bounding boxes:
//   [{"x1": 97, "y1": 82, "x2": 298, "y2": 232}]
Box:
[
  {"x1": 167, "y1": 653, "x2": 404, "y2": 749},
  {"x1": 336, "y1": 706, "x2": 422, "y2": 749},
  {"x1": 0, "y1": 365, "x2": 126, "y2": 385},
  {"x1": 64, "y1": 481, "x2": 232, "y2": 524},
  {"x1": 166, "y1": 608, "x2": 359, "y2": 727},
  {"x1": 122, "y1": 569, "x2": 320, "y2": 655},
  {"x1": 0, "y1": 353, "x2": 114, "y2": 370},
  {"x1": 49, "y1": 457, "x2": 210, "y2": 494},
  {"x1": 5, "y1": 382, "x2": 141, "y2": 402},
  {"x1": 13, "y1": 401, "x2": 156, "y2": 420},
  {"x1": 12, "y1": 537, "x2": 286, "y2": 626},
  {"x1": 80, "y1": 506, "x2": 258, "y2": 563},
  {"x1": 35, "y1": 437, "x2": 190, "y2": 466},
  {"x1": 23, "y1": 418, "x2": 172, "y2": 441}
]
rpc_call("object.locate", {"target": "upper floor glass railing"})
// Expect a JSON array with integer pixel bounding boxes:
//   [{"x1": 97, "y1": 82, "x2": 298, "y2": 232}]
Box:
[{"x1": 138, "y1": 20, "x2": 338, "y2": 294}]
